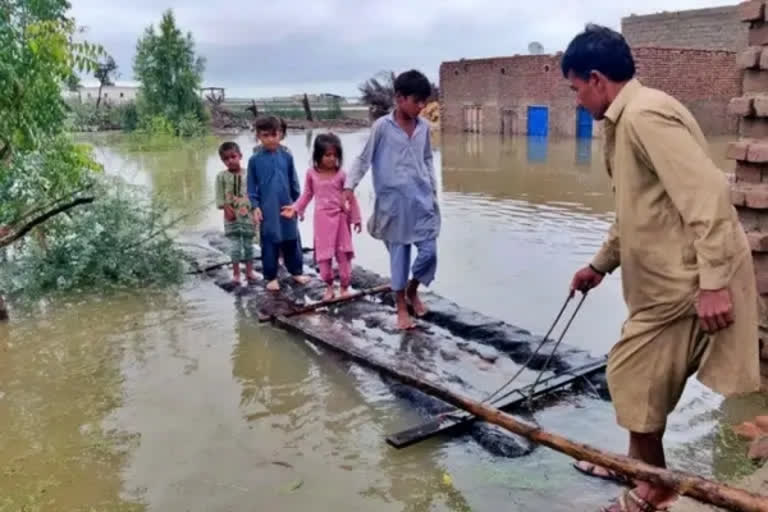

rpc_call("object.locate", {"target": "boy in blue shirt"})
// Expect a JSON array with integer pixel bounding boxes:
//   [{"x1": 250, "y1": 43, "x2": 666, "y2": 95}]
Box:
[{"x1": 248, "y1": 116, "x2": 309, "y2": 291}]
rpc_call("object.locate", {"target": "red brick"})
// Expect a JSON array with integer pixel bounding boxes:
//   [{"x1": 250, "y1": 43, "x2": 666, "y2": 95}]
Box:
[
  {"x1": 728, "y1": 140, "x2": 751, "y2": 160},
  {"x1": 750, "y1": 23, "x2": 768, "y2": 46},
  {"x1": 740, "y1": 47, "x2": 764, "y2": 69},
  {"x1": 741, "y1": 0, "x2": 766, "y2": 21},
  {"x1": 760, "y1": 273, "x2": 768, "y2": 295},
  {"x1": 737, "y1": 162, "x2": 765, "y2": 182},
  {"x1": 749, "y1": 142, "x2": 768, "y2": 163},
  {"x1": 749, "y1": 231, "x2": 768, "y2": 251},
  {"x1": 741, "y1": 117, "x2": 768, "y2": 138},
  {"x1": 747, "y1": 185, "x2": 768, "y2": 208},
  {"x1": 760, "y1": 49, "x2": 768, "y2": 69},
  {"x1": 731, "y1": 96, "x2": 756, "y2": 116}
]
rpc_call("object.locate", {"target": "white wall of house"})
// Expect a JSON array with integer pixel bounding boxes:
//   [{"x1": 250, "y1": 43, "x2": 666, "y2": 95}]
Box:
[{"x1": 78, "y1": 85, "x2": 138, "y2": 105}]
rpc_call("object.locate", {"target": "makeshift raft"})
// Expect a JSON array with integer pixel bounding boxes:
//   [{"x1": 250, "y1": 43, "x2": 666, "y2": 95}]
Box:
[{"x1": 184, "y1": 231, "x2": 610, "y2": 457}]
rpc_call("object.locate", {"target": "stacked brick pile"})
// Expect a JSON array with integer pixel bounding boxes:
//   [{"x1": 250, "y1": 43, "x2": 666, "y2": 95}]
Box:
[{"x1": 728, "y1": 0, "x2": 768, "y2": 387}]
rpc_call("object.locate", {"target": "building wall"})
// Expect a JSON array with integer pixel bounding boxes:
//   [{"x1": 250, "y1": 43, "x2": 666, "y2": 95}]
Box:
[
  {"x1": 440, "y1": 47, "x2": 741, "y2": 136},
  {"x1": 80, "y1": 86, "x2": 138, "y2": 105},
  {"x1": 622, "y1": 6, "x2": 746, "y2": 52}
]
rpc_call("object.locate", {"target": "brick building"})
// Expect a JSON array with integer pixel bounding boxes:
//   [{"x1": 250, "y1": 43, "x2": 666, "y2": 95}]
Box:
[
  {"x1": 622, "y1": 5, "x2": 746, "y2": 52},
  {"x1": 440, "y1": 48, "x2": 740, "y2": 136}
]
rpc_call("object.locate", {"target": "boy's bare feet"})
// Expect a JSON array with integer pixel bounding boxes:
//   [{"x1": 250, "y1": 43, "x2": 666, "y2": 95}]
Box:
[
  {"x1": 395, "y1": 291, "x2": 415, "y2": 330},
  {"x1": 246, "y1": 272, "x2": 261, "y2": 284},
  {"x1": 406, "y1": 280, "x2": 428, "y2": 317},
  {"x1": 340, "y1": 287, "x2": 351, "y2": 298},
  {"x1": 266, "y1": 279, "x2": 280, "y2": 291},
  {"x1": 292, "y1": 275, "x2": 310, "y2": 285},
  {"x1": 397, "y1": 308, "x2": 414, "y2": 330},
  {"x1": 322, "y1": 286, "x2": 335, "y2": 301}
]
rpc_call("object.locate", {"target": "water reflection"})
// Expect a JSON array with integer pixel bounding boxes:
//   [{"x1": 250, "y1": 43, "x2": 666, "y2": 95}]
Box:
[{"x1": 526, "y1": 136, "x2": 548, "y2": 163}]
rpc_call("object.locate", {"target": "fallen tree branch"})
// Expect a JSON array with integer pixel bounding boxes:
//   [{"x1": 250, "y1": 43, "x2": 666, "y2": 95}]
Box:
[{"x1": 0, "y1": 196, "x2": 95, "y2": 248}]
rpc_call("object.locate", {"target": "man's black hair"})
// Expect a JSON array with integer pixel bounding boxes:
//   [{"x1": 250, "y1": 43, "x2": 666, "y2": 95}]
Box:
[
  {"x1": 561, "y1": 24, "x2": 635, "y2": 82},
  {"x1": 394, "y1": 69, "x2": 432, "y2": 102}
]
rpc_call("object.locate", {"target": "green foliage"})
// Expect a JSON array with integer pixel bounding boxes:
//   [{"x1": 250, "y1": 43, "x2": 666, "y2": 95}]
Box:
[
  {"x1": 0, "y1": 177, "x2": 184, "y2": 297},
  {"x1": 67, "y1": 101, "x2": 138, "y2": 132},
  {"x1": 133, "y1": 9, "x2": 207, "y2": 135}
]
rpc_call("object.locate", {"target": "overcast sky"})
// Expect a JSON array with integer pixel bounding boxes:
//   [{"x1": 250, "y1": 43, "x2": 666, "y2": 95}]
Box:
[{"x1": 70, "y1": 0, "x2": 734, "y2": 98}]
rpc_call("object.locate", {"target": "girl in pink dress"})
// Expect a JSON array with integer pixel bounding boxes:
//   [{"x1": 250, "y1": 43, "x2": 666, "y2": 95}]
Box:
[{"x1": 281, "y1": 133, "x2": 362, "y2": 300}]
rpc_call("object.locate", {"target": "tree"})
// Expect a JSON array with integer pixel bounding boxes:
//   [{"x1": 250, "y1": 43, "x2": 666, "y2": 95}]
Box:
[
  {"x1": 93, "y1": 55, "x2": 118, "y2": 108},
  {"x1": 359, "y1": 71, "x2": 439, "y2": 120},
  {"x1": 133, "y1": 9, "x2": 206, "y2": 132},
  {"x1": 359, "y1": 71, "x2": 395, "y2": 121}
]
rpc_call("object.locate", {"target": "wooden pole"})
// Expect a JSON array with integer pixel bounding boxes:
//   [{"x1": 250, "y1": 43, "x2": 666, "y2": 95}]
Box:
[
  {"x1": 274, "y1": 314, "x2": 768, "y2": 512},
  {"x1": 283, "y1": 284, "x2": 391, "y2": 318}
]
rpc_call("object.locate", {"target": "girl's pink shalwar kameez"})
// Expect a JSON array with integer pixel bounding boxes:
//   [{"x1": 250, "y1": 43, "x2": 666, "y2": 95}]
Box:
[{"x1": 294, "y1": 169, "x2": 361, "y2": 287}]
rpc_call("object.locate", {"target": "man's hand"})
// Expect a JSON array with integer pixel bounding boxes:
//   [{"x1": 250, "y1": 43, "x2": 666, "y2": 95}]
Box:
[
  {"x1": 570, "y1": 265, "x2": 605, "y2": 296},
  {"x1": 342, "y1": 189, "x2": 354, "y2": 212},
  {"x1": 224, "y1": 205, "x2": 236, "y2": 222},
  {"x1": 696, "y1": 288, "x2": 734, "y2": 333},
  {"x1": 280, "y1": 205, "x2": 296, "y2": 219},
  {"x1": 253, "y1": 208, "x2": 263, "y2": 223},
  {"x1": 353, "y1": 222, "x2": 362, "y2": 234}
]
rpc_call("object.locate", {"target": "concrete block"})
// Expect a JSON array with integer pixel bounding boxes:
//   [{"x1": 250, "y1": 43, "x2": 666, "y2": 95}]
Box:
[
  {"x1": 748, "y1": 142, "x2": 768, "y2": 163},
  {"x1": 744, "y1": 70, "x2": 768, "y2": 93},
  {"x1": 740, "y1": 0, "x2": 765, "y2": 21},
  {"x1": 748, "y1": 231, "x2": 768, "y2": 252},
  {"x1": 731, "y1": 96, "x2": 756, "y2": 116},
  {"x1": 740, "y1": 46, "x2": 763, "y2": 69},
  {"x1": 741, "y1": 117, "x2": 768, "y2": 138},
  {"x1": 750, "y1": 22, "x2": 768, "y2": 46},
  {"x1": 728, "y1": 140, "x2": 751, "y2": 161}
]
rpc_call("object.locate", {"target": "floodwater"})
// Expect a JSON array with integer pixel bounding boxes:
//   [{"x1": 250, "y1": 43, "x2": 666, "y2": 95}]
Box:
[{"x1": 0, "y1": 129, "x2": 762, "y2": 512}]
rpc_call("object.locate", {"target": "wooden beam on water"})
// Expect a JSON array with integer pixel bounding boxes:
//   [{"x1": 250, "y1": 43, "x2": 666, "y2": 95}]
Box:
[
  {"x1": 385, "y1": 358, "x2": 607, "y2": 448},
  {"x1": 272, "y1": 314, "x2": 768, "y2": 512},
  {"x1": 258, "y1": 284, "x2": 391, "y2": 322}
]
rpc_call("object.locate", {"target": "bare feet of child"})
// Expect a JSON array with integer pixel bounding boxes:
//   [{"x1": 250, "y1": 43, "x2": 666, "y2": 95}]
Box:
[
  {"x1": 397, "y1": 307, "x2": 414, "y2": 330},
  {"x1": 266, "y1": 279, "x2": 280, "y2": 291},
  {"x1": 323, "y1": 285, "x2": 335, "y2": 301},
  {"x1": 395, "y1": 291, "x2": 414, "y2": 330},
  {"x1": 232, "y1": 263, "x2": 242, "y2": 286},
  {"x1": 340, "y1": 287, "x2": 351, "y2": 298},
  {"x1": 406, "y1": 280, "x2": 428, "y2": 317},
  {"x1": 292, "y1": 275, "x2": 310, "y2": 285},
  {"x1": 245, "y1": 263, "x2": 261, "y2": 284}
]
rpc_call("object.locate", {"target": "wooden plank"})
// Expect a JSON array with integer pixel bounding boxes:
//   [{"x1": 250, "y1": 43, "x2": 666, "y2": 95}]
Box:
[{"x1": 386, "y1": 358, "x2": 607, "y2": 448}]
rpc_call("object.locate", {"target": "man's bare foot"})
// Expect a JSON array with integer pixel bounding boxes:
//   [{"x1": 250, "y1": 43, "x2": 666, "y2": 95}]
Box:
[
  {"x1": 292, "y1": 275, "x2": 310, "y2": 285},
  {"x1": 397, "y1": 309, "x2": 414, "y2": 330},
  {"x1": 266, "y1": 279, "x2": 280, "y2": 291},
  {"x1": 323, "y1": 286, "x2": 335, "y2": 301},
  {"x1": 340, "y1": 287, "x2": 351, "y2": 298},
  {"x1": 406, "y1": 287, "x2": 428, "y2": 317}
]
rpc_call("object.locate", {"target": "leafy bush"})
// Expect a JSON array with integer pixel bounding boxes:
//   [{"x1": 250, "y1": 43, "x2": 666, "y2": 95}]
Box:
[{"x1": 0, "y1": 177, "x2": 184, "y2": 297}]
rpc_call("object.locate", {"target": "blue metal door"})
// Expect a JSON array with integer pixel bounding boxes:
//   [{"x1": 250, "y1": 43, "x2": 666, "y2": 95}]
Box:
[
  {"x1": 576, "y1": 106, "x2": 593, "y2": 138},
  {"x1": 527, "y1": 106, "x2": 548, "y2": 137}
]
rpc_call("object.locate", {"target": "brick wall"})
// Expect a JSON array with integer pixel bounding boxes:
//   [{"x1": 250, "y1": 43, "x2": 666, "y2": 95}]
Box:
[
  {"x1": 440, "y1": 48, "x2": 741, "y2": 136},
  {"x1": 622, "y1": 6, "x2": 747, "y2": 52}
]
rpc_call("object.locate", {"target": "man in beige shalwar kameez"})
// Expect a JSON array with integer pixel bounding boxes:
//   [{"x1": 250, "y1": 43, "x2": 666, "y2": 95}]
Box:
[{"x1": 562, "y1": 25, "x2": 761, "y2": 512}]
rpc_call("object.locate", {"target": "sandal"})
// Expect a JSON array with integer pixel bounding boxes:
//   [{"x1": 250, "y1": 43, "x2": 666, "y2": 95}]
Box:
[
  {"x1": 573, "y1": 461, "x2": 631, "y2": 486},
  {"x1": 600, "y1": 489, "x2": 669, "y2": 512}
]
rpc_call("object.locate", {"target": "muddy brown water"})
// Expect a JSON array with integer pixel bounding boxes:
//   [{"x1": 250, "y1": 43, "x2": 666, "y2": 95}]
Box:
[{"x1": 0, "y1": 131, "x2": 763, "y2": 511}]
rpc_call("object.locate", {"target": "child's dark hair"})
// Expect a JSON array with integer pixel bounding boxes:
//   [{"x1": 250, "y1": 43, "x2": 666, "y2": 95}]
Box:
[
  {"x1": 313, "y1": 133, "x2": 343, "y2": 169},
  {"x1": 255, "y1": 115, "x2": 280, "y2": 134},
  {"x1": 218, "y1": 141, "x2": 241, "y2": 156},
  {"x1": 279, "y1": 117, "x2": 287, "y2": 134},
  {"x1": 561, "y1": 24, "x2": 635, "y2": 82},
  {"x1": 394, "y1": 70, "x2": 432, "y2": 102}
]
